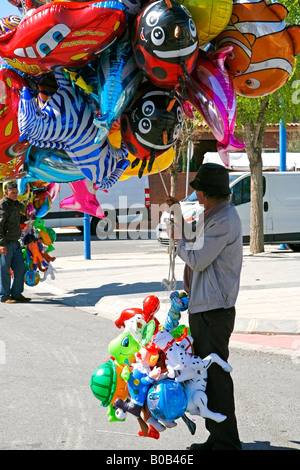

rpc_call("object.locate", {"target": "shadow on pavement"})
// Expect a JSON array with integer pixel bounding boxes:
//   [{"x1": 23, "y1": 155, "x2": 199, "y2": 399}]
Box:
[
  {"x1": 242, "y1": 440, "x2": 300, "y2": 450},
  {"x1": 32, "y1": 281, "x2": 183, "y2": 308}
]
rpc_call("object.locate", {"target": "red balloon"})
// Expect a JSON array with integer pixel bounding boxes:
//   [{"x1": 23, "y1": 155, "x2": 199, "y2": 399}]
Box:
[
  {"x1": 133, "y1": 0, "x2": 199, "y2": 89},
  {"x1": 143, "y1": 295, "x2": 160, "y2": 322},
  {"x1": 0, "y1": 1, "x2": 127, "y2": 76},
  {"x1": 0, "y1": 64, "x2": 30, "y2": 181}
]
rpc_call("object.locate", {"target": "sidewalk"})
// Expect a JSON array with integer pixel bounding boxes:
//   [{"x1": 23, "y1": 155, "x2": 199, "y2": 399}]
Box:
[{"x1": 30, "y1": 243, "x2": 300, "y2": 355}]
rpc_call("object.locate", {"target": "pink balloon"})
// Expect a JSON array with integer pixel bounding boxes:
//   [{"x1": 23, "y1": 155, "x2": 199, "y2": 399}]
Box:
[
  {"x1": 60, "y1": 180, "x2": 105, "y2": 219},
  {"x1": 186, "y1": 47, "x2": 245, "y2": 167},
  {"x1": 47, "y1": 183, "x2": 61, "y2": 203}
]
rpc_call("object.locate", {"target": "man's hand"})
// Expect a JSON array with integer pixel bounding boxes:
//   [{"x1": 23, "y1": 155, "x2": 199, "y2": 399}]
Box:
[
  {"x1": 0, "y1": 246, "x2": 7, "y2": 255},
  {"x1": 164, "y1": 196, "x2": 183, "y2": 241},
  {"x1": 165, "y1": 196, "x2": 180, "y2": 208}
]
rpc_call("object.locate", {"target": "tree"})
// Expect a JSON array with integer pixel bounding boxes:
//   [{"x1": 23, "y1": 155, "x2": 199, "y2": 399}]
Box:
[
  {"x1": 287, "y1": 130, "x2": 300, "y2": 152},
  {"x1": 235, "y1": 0, "x2": 300, "y2": 253},
  {"x1": 169, "y1": 113, "x2": 201, "y2": 197}
]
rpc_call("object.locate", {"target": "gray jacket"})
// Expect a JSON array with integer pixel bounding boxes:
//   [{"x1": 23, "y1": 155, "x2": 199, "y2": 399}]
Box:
[
  {"x1": 0, "y1": 196, "x2": 23, "y2": 246},
  {"x1": 176, "y1": 200, "x2": 243, "y2": 314}
]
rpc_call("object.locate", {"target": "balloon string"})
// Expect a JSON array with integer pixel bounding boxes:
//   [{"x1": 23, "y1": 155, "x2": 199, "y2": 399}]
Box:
[
  {"x1": 155, "y1": 159, "x2": 169, "y2": 196},
  {"x1": 154, "y1": 159, "x2": 177, "y2": 292}
]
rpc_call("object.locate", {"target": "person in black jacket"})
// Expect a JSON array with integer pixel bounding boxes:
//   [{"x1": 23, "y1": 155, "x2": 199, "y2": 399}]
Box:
[{"x1": 0, "y1": 181, "x2": 31, "y2": 303}]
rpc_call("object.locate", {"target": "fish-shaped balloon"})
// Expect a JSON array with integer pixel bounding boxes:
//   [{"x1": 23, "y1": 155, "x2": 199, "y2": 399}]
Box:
[
  {"x1": 0, "y1": 1, "x2": 128, "y2": 76},
  {"x1": 186, "y1": 47, "x2": 245, "y2": 167},
  {"x1": 216, "y1": 0, "x2": 300, "y2": 97},
  {"x1": 23, "y1": 147, "x2": 84, "y2": 185},
  {"x1": 94, "y1": 40, "x2": 143, "y2": 143},
  {"x1": 59, "y1": 179, "x2": 105, "y2": 220},
  {"x1": 18, "y1": 69, "x2": 130, "y2": 189}
]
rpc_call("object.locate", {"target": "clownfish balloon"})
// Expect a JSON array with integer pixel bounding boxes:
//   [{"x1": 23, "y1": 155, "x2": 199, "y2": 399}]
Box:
[
  {"x1": 133, "y1": 0, "x2": 199, "y2": 91},
  {"x1": 216, "y1": 0, "x2": 300, "y2": 97}
]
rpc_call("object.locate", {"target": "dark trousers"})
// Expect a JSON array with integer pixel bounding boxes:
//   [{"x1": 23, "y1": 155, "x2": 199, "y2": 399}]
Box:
[
  {"x1": 0, "y1": 241, "x2": 25, "y2": 301},
  {"x1": 189, "y1": 307, "x2": 242, "y2": 450}
]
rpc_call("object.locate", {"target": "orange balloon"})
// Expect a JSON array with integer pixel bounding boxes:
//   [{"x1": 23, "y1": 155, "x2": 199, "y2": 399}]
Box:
[{"x1": 216, "y1": 0, "x2": 300, "y2": 97}]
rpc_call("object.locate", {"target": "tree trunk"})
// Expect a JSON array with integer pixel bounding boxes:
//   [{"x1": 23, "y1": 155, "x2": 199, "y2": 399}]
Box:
[
  {"x1": 249, "y1": 152, "x2": 264, "y2": 253},
  {"x1": 170, "y1": 162, "x2": 178, "y2": 197},
  {"x1": 242, "y1": 97, "x2": 269, "y2": 254}
]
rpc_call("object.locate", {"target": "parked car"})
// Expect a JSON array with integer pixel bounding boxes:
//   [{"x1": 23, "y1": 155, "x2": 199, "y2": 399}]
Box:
[
  {"x1": 43, "y1": 176, "x2": 150, "y2": 236},
  {"x1": 155, "y1": 190, "x2": 203, "y2": 244},
  {"x1": 156, "y1": 172, "x2": 300, "y2": 251}
]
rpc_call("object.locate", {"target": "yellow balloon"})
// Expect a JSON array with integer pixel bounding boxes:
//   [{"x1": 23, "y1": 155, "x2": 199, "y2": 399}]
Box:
[
  {"x1": 177, "y1": 0, "x2": 233, "y2": 46},
  {"x1": 108, "y1": 130, "x2": 175, "y2": 179}
]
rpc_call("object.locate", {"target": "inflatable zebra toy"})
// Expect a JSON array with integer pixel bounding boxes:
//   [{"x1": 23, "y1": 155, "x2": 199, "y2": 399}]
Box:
[{"x1": 18, "y1": 68, "x2": 130, "y2": 190}]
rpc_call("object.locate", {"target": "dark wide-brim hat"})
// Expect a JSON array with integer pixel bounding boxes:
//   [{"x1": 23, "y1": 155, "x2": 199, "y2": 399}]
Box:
[{"x1": 190, "y1": 163, "x2": 231, "y2": 196}]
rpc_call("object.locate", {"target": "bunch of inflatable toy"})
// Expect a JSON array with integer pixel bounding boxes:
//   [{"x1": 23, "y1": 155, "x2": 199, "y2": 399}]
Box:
[
  {"x1": 1, "y1": 0, "x2": 299, "y2": 221},
  {"x1": 90, "y1": 291, "x2": 235, "y2": 439},
  {"x1": 20, "y1": 195, "x2": 57, "y2": 286}
]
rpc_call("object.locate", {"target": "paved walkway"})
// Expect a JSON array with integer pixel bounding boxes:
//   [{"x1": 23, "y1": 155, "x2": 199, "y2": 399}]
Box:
[{"x1": 29, "y1": 243, "x2": 300, "y2": 356}]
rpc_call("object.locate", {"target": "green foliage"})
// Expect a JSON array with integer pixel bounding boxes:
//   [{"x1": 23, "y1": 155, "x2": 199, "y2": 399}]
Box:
[{"x1": 283, "y1": 0, "x2": 300, "y2": 24}]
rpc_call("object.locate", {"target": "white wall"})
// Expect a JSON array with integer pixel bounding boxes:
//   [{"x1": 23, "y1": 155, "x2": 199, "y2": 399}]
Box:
[{"x1": 203, "y1": 152, "x2": 300, "y2": 171}]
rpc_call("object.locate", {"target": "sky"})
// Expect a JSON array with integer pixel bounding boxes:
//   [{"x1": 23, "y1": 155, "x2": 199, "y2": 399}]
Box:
[{"x1": 1, "y1": 2, "x2": 23, "y2": 18}]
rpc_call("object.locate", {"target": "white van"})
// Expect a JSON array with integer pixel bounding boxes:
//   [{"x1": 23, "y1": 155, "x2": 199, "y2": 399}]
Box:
[
  {"x1": 43, "y1": 176, "x2": 150, "y2": 235},
  {"x1": 156, "y1": 172, "x2": 300, "y2": 251},
  {"x1": 231, "y1": 171, "x2": 300, "y2": 250}
]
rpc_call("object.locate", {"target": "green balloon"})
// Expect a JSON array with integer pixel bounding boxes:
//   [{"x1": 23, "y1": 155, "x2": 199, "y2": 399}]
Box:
[{"x1": 90, "y1": 359, "x2": 117, "y2": 407}]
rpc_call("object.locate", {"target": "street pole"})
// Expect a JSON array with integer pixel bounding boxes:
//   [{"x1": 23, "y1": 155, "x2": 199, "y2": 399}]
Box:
[
  {"x1": 279, "y1": 119, "x2": 287, "y2": 250},
  {"x1": 185, "y1": 140, "x2": 194, "y2": 198},
  {"x1": 84, "y1": 213, "x2": 91, "y2": 259},
  {"x1": 280, "y1": 119, "x2": 286, "y2": 172}
]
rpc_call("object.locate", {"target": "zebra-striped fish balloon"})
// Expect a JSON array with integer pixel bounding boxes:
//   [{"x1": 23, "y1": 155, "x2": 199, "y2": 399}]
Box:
[
  {"x1": 18, "y1": 69, "x2": 130, "y2": 190},
  {"x1": 94, "y1": 40, "x2": 143, "y2": 143}
]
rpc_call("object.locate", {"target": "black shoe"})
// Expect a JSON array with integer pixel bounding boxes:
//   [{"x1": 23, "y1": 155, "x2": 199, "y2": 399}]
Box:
[
  {"x1": 187, "y1": 439, "x2": 215, "y2": 450},
  {"x1": 12, "y1": 295, "x2": 31, "y2": 303}
]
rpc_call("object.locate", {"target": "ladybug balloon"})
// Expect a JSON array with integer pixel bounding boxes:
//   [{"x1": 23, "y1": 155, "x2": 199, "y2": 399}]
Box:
[
  {"x1": 120, "y1": 83, "x2": 183, "y2": 175},
  {"x1": 133, "y1": 0, "x2": 199, "y2": 90}
]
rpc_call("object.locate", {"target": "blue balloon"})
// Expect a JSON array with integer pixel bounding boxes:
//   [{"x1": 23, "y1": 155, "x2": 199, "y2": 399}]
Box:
[
  {"x1": 93, "y1": 40, "x2": 143, "y2": 143},
  {"x1": 25, "y1": 146, "x2": 84, "y2": 183},
  {"x1": 147, "y1": 379, "x2": 187, "y2": 422}
]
